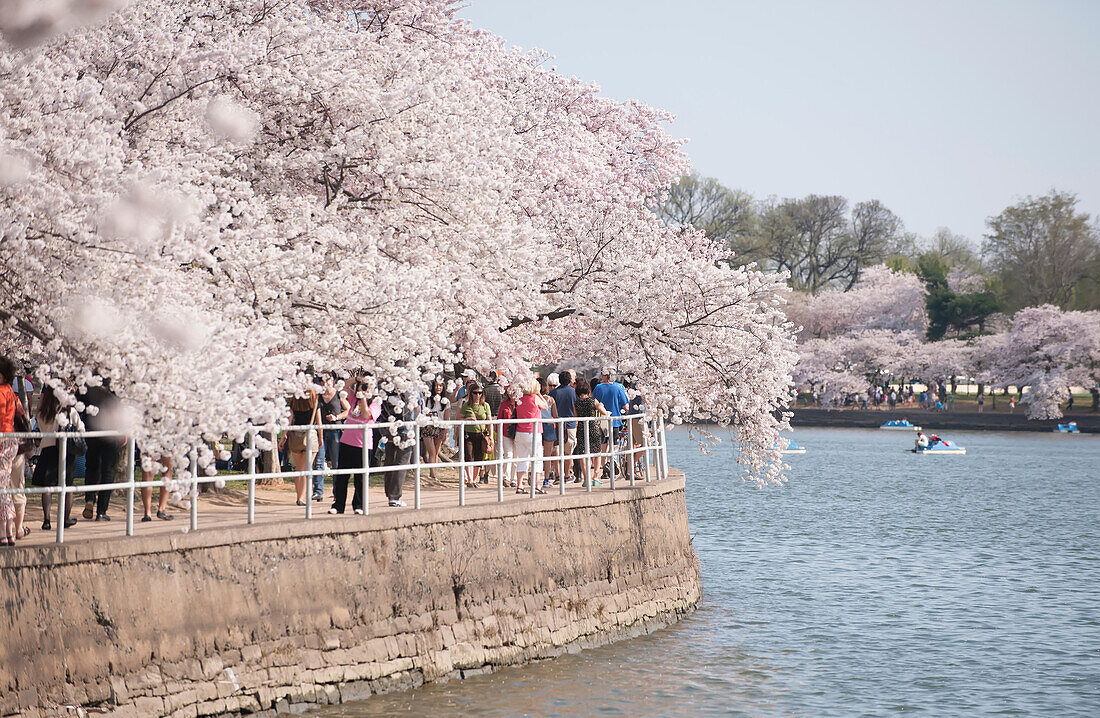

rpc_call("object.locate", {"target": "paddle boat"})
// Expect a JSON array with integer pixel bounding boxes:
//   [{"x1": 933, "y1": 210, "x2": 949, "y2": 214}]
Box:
[
  {"x1": 1054, "y1": 422, "x2": 1080, "y2": 434},
  {"x1": 910, "y1": 433, "x2": 966, "y2": 455},
  {"x1": 781, "y1": 440, "x2": 807, "y2": 455},
  {"x1": 881, "y1": 418, "x2": 921, "y2": 431}
]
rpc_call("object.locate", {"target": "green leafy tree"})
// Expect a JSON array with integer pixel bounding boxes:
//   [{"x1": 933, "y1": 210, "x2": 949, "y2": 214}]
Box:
[
  {"x1": 984, "y1": 190, "x2": 1100, "y2": 310},
  {"x1": 756, "y1": 195, "x2": 904, "y2": 293},
  {"x1": 656, "y1": 173, "x2": 761, "y2": 264},
  {"x1": 918, "y1": 254, "x2": 1001, "y2": 340}
]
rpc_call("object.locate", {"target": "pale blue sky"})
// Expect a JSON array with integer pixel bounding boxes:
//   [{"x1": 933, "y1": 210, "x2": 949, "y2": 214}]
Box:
[{"x1": 459, "y1": 0, "x2": 1100, "y2": 245}]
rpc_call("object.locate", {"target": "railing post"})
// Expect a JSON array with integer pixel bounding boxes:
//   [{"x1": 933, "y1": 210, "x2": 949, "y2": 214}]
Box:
[
  {"x1": 189, "y1": 447, "x2": 198, "y2": 532},
  {"x1": 56, "y1": 436, "x2": 67, "y2": 544},
  {"x1": 628, "y1": 416, "x2": 636, "y2": 488},
  {"x1": 558, "y1": 416, "x2": 565, "y2": 496},
  {"x1": 658, "y1": 416, "x2": 668, "y2": 480},
  {"x1": 247, "y1": 432, "x2": 256, "y2": 524},
  {"x1": 643, "y1": 417, "x2": 652, "y2": 483},
  {"x1": 360, "y1": 425, "x2": 369, "y2": 515},
  {"x1": 414, "y1": 422, "x2": 421, "y2": 510},
  {"x1": 584, "y1": 419, "x2": 592, "y2": 493},
  {"x1": 496, "y1": 420, "x2": 504, "y2": 504},
  {"x1": 458, "y1": 422, "x2": 466, "y2": 507},
  {"x1": 609, "y1": 417, "x2": 617, "y2": 491},
  {"x1": 529, "y1": 425, "x2": 537, "y2": 499},
  {"x1": 305, "y1": 428, "x2": 314, "y2": 519},
  {"x1": 125, "y1": 437, "x2": 136, "y2": 536}
]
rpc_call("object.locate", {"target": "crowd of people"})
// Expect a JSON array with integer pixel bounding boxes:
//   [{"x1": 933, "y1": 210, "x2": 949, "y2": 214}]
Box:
[
  {"x1": 0, "y1": 357, "x2": 653, "y2": 546},
  {"x1": 0, "y1": 357, "x2": 184, "y2": 546},
  {"x1": 283, "y1": 367, "x2": 650, "y2": 513},
  {"x1": 802, "y1": 382, "x2": 956, "y2": 411}
]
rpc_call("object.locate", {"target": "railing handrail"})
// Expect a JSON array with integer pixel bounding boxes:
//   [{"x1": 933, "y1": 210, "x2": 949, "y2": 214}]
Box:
[
  {"x1": 0, "y1": 411, "x2": 652, "y2": 440},
  {"x1": 0, "y1": 411, "x2": 670, "y2": 545}
]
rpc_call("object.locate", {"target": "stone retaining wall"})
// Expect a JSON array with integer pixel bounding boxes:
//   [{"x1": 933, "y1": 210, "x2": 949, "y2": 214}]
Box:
[{"x1": 0, "y1": 476, "x2": 699, "y2": 717}]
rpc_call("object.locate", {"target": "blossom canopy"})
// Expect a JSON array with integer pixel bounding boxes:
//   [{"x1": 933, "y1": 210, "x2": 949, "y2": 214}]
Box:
[{"x1": 0, "y1": 0, "x2": 798, "y2": 482}]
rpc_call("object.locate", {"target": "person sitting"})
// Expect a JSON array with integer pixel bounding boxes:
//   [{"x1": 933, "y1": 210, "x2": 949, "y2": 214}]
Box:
[
  {"x1": 915, "y1": 432, "x2": 930, "y2": 450},
  {"x1": 928, "y1": 434, "x2": 942, "y2": 447}
]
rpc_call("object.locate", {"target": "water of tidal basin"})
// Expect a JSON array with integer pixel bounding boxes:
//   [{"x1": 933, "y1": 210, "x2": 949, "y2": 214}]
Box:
[{"x1": 311, "y1": 427, "x2": 1100, "y2": 717}]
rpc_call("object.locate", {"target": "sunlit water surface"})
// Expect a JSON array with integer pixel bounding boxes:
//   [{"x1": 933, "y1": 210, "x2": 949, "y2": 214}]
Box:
[{"x1": 312, "y1": 427, "x2": 1100, "y2": 717}]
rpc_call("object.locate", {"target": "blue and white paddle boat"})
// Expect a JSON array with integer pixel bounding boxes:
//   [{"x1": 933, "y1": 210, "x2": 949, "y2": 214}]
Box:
[
  {"x1": 1054, "y1": 421, "x2": 1080, "y2": 433},
  {"x1": 881, "y1": 418, "x2": 921, "y2": 431},
  {"x1": 910, "y1": 438, "x2": 966, "y2": 455},
  {"x1": 782, "y1": 440, "x2": 807, "y2": 455}
]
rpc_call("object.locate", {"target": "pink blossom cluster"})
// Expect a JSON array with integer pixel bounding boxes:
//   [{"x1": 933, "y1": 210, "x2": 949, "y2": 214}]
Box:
[
  {"x1": 977, "y1": 305, "x2": 1100, "y2": 419},
  {"x1": 790, "y1": 265, "x2": 928, "y2": 400}
]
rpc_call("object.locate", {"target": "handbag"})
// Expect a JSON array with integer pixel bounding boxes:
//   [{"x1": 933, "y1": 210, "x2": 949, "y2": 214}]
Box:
[
  {"x1": 68, "y1": 409, "x2": 88, "y2": 456},
  {"x1": 14, "y1": 404, "x2": 36, "y2": 455}
]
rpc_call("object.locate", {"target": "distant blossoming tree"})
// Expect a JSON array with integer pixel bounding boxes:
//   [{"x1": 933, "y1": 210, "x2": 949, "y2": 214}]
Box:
[
  {"x1": 0, "y1": 0, "x2": 797, "y2": 481},
  {"x1": 787, "y1": 265, "x2": 927, "y2": 341},
  {"x1": 789, "y1": 265, "x2": 926, "y2": 402},
  {"x1": 979, "y1": 306, "x2": 1100, "y2": 419}
]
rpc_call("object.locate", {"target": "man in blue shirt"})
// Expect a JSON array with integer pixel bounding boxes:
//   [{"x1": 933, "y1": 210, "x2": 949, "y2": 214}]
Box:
[
  {"x1": 548, "y1": 370, "x2": 578, "y2": 479},
  {"x1": 592, "y1": 369, "x2": 629, "y2": 449}
]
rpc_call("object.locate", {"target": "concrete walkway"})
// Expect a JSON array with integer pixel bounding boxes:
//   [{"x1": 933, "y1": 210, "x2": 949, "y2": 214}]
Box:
[{"x1": 10, "y1": 471, "x2": 666, "y2": 552}]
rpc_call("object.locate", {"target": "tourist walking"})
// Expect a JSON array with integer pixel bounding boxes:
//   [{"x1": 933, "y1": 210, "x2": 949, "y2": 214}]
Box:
[
  {"x1": 382, "y1": 387, "x2": 420, "y2": 507},
  {"x1": 496, "y1": 391, "x2": 518, "y2": 487},
  {"x1": 451, "y1": 371, "x2": 476, "y2": 422},
  {"x1": 331, "y1": 379, "x2": 380, "y2": 514},
  {"x1": 315, "y1": 376, "x2": 349, "y2": 502},
  {"x1": 482, "y1": 371, "x2": 504, "y2": 417},
  {"x1": 0, "y1": 356, "x2": 20, "y2": 545},
  {"x1": 514, "y1": 378, "x2": 547, "y2": 493},
  {"x1": 539, "y1": 376, "x2": 559, "y2": 489},
  {"x1": 549, "y1": 370, "x2": 577, "y2": 483},
  {"x1": 137, "y1": 450, "x2": 174, "y2": 522},
  {"x1": 10, "y1": 396, "x2": 31, "y2": 541},
  {"x1": 624, "y1": 378, "x2": 647, "y2": 479},
  {"x1": 422, "y1": 376, "x2": 448, "y2": 480},
  {"x1": 286, "y1": 389, "x2": 321, "y2": 506},
  {"x1": 593, "y1": 369, "x2": 628, "y2": 456},
  {"x1": 458, "y1": 383, "x2": 491, "y2": 488},
  {"x1": 573, "y1": 378, "x2": 608, "y2": 488},
  {"x1": 30, "y1": 385, "x2": 80, "y2": 530},
  {"x1": 80, "y1": 382, "x2": 121, "y2": 522}
]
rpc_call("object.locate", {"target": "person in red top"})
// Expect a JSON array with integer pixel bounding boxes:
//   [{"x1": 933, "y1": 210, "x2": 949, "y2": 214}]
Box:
[
  {"x1": 0, "y1": 356, "x2": 19, "y2": 546},
  {"x1": 496, "y1": 391, "x2": 517, "y2": 488},
  {"x1": 514, "y1": 378, "x2": 548, "y2": 494}
]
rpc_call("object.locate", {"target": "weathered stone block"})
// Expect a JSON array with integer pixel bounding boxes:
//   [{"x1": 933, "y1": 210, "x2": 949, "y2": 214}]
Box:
[
  {"x1": 312, "y1": 666, "x2": 346, "y2": 685},
  {"x1": 200, "y1": 656, "x2": 223, "y2": 681},
  {"x1": 322, "y1": 632, "x2": 341, "y2": 651},
  {"x1": 339, "y1": 680, "x2": 372, "y2": 703},
  {"x1": 133, "y1": 695, "x2": 166, "y2": 715}
]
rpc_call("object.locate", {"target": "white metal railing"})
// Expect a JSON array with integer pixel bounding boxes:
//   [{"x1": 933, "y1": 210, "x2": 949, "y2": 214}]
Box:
[{"x1": 0, "y1": 412, "x2": 669, "y2": 545}]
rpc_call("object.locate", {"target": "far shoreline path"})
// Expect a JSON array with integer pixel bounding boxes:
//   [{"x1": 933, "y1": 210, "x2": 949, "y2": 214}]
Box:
[{"x1": 792, "y1": 408, "x2": 1100, "y2": 433}]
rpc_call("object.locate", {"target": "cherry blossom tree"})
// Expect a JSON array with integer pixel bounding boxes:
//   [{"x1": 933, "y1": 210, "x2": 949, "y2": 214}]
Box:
[
  {"x1": 788, "y1": 266, "x2": 926, "y2": 403},
  {"x1": 980, "y1": 305, "x2": 1100, "y2": 419},
  {"x1": 1, "y1": 0, "x2": 797, "y2": 482},
  {"x1": 787, "y1": 264, "x2": 927, "y2": 340}
]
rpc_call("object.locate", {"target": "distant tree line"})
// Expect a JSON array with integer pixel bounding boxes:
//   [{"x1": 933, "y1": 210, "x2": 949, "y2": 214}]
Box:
[{"x1": 656, "y1": 176, "x2": 1100, "y2": 340}]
